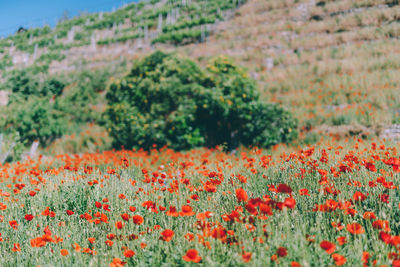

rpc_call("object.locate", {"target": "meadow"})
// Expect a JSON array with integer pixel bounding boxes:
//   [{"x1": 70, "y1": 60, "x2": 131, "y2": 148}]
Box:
[
  {"x1": 1, "y1": 0, "x2": 400, "y2": 265},
  {"x1": 0, "y1": 137, "x2": 399, "y2": 266}
]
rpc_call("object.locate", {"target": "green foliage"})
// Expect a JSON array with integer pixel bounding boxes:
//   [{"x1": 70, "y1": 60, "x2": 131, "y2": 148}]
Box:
[
  {"x1": 162, "y1": 15, "x2": 217, "y2": 33},
  {"x1": 36, "y1": 52, "x2": 66, "y2": 64},
  {"x1": 0, "y1": 53, "x2": 13, "y2": 70},
  {"x1": 152, "y1": 28, "x2": 208, "y2": 45},
  {"x1": 3, "y1": 96, "x2": 67, "y2": 145},
  {"x1": 4, "y1": 69, "x2": 65, "y2": 98},
  {"x1": 6, "y1": 69, "x2": 40, "y2": 96},
  {"x1": 41, "y1": 78, "x2": 66, "y2": 97},
  {"x1": 0, "y1": 132, "x2": 25, "y2": 164},
  {"x1": 104, "y1": 51, "x2": 297, "y2": 150}
]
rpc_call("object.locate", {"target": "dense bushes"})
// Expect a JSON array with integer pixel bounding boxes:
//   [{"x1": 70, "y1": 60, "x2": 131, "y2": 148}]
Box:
[
  {"x1": 1, "y1": 68, "x2": 110, "y2": 147},
  {"x1": 103, "y1": 51, "x2": 297, "y2": 150},
  {"x1": 3, "y1": 96, "x2": 67, "y2": 145},
  {"x1": 4, "y1": 69, "x2": 65, "y2": 98}
]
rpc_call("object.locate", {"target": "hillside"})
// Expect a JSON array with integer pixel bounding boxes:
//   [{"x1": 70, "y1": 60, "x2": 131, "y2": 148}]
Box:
[{"x1": 1, "y1": 0, "x2": 400, "y2": 154}]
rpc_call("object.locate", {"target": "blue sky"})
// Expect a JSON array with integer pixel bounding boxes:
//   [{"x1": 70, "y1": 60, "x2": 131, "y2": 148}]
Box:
[{"x1": 0, "y1": 0, "x2": 137, "y2": 37}]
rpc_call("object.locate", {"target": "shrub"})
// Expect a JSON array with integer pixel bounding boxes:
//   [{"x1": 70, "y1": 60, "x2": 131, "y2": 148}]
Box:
[
  {"x1": 103, "y1": 51, "x2": 297, "y2": 151},
  {"x1": 6, "y1": 69, "x2": 39, "y2": 96},
  {"x1": 4, "y1": 69, "x2": 64, "y2": 98},
  {"x1": 3, "y1": 96, "x2": 67, "y2": 145}
]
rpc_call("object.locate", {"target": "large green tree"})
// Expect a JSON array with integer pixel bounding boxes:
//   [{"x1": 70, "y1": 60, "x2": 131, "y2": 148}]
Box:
[{"x1": 103, "y1": 51, "x2": 298, "y2": 150}]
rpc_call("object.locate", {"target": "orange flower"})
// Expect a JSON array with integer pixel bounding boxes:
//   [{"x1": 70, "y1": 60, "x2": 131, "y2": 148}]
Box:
[
  {"x1": 183, "y1": 249, "x2": 202, "y2": 263},
  {"x1": 242, "y1": 251, "x2": 252, "y2": 262},
  {"x1": 363, "y1": 212, "x2": 376, "y2": 220},
  {"x1": 284, "y1": 198, "x2": 296, "y2": 209},
  {"x1": 88, "y1": 237, "x2": 96, "y2": 244},
  {"x1": 166, "y1": 206, "x2": 179, "y2": 217},
  {"x1": 12, "y1": 243, "x2": 21, "y2": 252},
  {"x1": 320, "y1": 240, "x2": 336, "y2": 254},
  {"x1": 332, "y1": 253, "x2": 346, "y2": 266},
  {"x1": 9, "y1": 220, "x2": 18, "y2": 230},
  {"x1": 121, "y1": 213, "x2": 130, "y2": 221},
  {"x1": 353, "y1": 191, "x2": 367, "y2": 202},
  {"x1": 115, "y1": 221, "x2": 124, "y2": 230},
  {"x1": 132, "y1": 215, "x2": 144, "y2": 225},
  {"x1": 180, "y1": 205, "x2": 195, "y2": 216},
  {"x1": 184, "y1": 233, "x2": 195, "y2": 241},
  {"x1": 235, "y1": 188, "x2": 248, "y2": 203},
  {"x1": 110, "y1": 258, "x2": 126, "y2": 267},
  {"x1": 160, "y1": 229, "x2": 174, "y2": 242},
  {"x1": 123, "y1": 249, "x2": 135, "y2": 258},
  {"x1": 105, "y1": 240, "x2": 114, "y2": 247},
  {"x1": 72, "y1": 243, "x2": 81, "y2": 252},
  {"x1": 372, "y1": 220, "x2": 390, "y2": 232},
  {"x1": 337, "y1": 236, "x2": 347, "y2": 245},
  {"x1": 60, "y1": 249, "x2": 69, "y2": 256},
  {"x1": 346, "y1": 223, "x2": 364, "y2": 234},
  {"x1": 30, "y1": 237, "x2": 46, "y2": 247}
]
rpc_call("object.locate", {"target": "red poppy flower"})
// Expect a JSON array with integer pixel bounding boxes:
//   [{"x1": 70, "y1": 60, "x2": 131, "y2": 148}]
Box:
[
  {"x1": 299, "y1": 189, "x2": 310, "y2": 196},
  {"x1": 277, "y1": 184, "x2": 293, "y2": 194},
  {"x1": 353, "y1": 192, "x2": 367, "y2": 202},
  {"x1": 110, "y1": 258, "x2": 126, "y2": 267},
  {"x1": 320, "y1": 240, "x2": 336, "y2": 254},
  {"x1": 277, "y1": 247, "x2": 288, "y2": 257},
  {"x1": 30, "y1": 237, "x2": 46, "y2": 247},
  {"x1": 160, "y1": 229, "x2": 174, "y2": 242},
  {"x1": 179, "y1": 205, "x2": 195, "y2": 216},
  {"x1": 107, "y1": 234, "x2": 116, "y2": 240},
  {"x1": 12, "y1": 243, "x2": 21, "y2": 252},
  {"x1": 346, "y1": 223, "x2": 364, "y2": 234},
  {"x1": 115, "y1": 221, "x2": 124, "y2": 230},
  {"x1": 166, "y1": 206, "x2": 179, "y2": 217},
  {"x1": 66, "y1": 210, "x2": 74, "y2": 216},
  {"x1": 123, "y1": 249, "x2": 135, "y2": 258},
  {"x1": 379, "y1": 231, "x2": 392, "y2": 244},
  {"x1": 372, "y1": 220, "x2": 390, "y2": 232},
  {"x1": 129, "y1": 206, "x2": 136, "y2": 212},
  {"x1": 242, "y1": 251, "x2": 252, "y2": 262},
  {"x1": 121, "y1": 213, "x2": 130, "y2": 221},
  {"x1": 25, "y1": 214, "x2": 34, "y2": 221},
  {"x1": 132, "y1": 215, "x2": 144, "y2": 225},
  {"x1": 337, "y1": 236, "x2": 347, "y2": 245},
  {"x1": 332, "y1": 253, "x2": 346, "y2": 266},
  {"x1": 211, "y1": 227, "x2": 227, "y2": 240},
  {"x1": 183, "y1": 249, "x2": 201, "y2": 263},
  {"x1": 363, "y1": 211, "x2": 376, "y2": 220},
  {"x1": 235, "y1": 188, "x2": 248, "y2": 203},
  {"x1": 284, "y1": 198, "x2": 296, "y2": 209},
  {"x1": 9, "y1": 220, "x2": 18, "y2": 229}
]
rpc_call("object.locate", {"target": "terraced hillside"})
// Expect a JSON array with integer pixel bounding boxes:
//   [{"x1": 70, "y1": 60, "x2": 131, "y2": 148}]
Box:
[
  {"x1": 0, "y1": 0, "x2": 244, "y2": 73},
  {"x1": 180, "y1": 0, "x2": 400, "y2": 139},
  {"x1": 1, "y1": 0, "x2": 400, "y2": 154}
]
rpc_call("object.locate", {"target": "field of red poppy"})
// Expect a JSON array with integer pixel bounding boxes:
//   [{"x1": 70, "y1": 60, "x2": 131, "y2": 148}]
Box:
[{"x1": 0, "y1": 137, "x2": 399, "y2": 266}]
